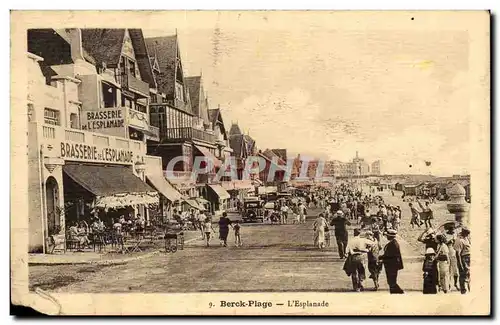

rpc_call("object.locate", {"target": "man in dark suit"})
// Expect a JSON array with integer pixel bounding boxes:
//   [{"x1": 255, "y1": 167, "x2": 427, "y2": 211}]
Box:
[
  {"x1": 330, "y1": 210, "x2": 351, "y2": 259},
  {"x1": 379, "y1": 229, "x2": 404, "y2": 294}
]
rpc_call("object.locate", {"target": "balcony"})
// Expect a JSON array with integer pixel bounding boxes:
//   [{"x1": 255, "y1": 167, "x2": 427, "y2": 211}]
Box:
[
  {"x1": 120, "y1": 72, "x2": 150, "y2": 97},
  {"x1": 39, "y1": 123, "x2": 145, "y2": 165},
  {"x1": 165, "y1": 99, "x2": 189, "y2": 112},
  {"x1": 80, "y1": 106, "x2": 159, "y2": 141},
  {"x1": 160, "y1": 127, "x2": 215, "y2": 144},
  {"x1": 197, "y1": 172, "x2": 218, "y2": 184},
  {"x1": 126, "y1": 108, "x2": 160, "y2": 141}
]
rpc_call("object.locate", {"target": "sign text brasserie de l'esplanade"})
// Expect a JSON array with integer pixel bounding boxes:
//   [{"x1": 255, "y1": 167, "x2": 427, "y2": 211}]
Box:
[
  {"x1": 60, "y1": 142, "x2": 135, "y2": 164},
  {"x1": 81, "y1": 109, "x2": 125, "y2": 131}
]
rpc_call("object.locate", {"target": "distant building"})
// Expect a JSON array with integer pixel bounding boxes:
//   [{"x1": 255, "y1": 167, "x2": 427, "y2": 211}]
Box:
[
  {"x1": 228, "y1": 122, "x2": 259, "y2": 181},
  {"x1": 324, "y1": 161, "x2": 336, "y2": 178},
  {"x1": 307, "y1": 160, "x2": 319, "y2": 179},
  {"x1": 271, "y1": 149, "x2": 287, "y2": 163},
  {"x1": 324, "y1": 160, "x2": 352, "y2": 178},
  {"x1": 351, "y1": 151, "x2": 370, "y2": 176},
  {"x1": 371, "y1": 160, "x2": 382, "y2": 175}
]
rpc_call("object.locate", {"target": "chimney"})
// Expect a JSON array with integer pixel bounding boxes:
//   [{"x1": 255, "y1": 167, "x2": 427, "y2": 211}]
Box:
[
  {"x1": 356, "y1": 151, "x2": 359, "y2": 159},
  {"x1": 66, "y1": 28, "x2": 84, "y2": 62}
]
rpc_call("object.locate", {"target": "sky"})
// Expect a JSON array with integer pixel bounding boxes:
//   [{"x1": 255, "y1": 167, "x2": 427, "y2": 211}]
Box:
[{"x1": 144, "y1": 12, "x2": 472, "y2": 176}]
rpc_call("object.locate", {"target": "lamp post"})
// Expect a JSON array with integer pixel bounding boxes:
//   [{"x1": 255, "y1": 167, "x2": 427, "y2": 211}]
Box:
[{"x1": 446, "y1": 183, "x2": 470, "y2": 225}]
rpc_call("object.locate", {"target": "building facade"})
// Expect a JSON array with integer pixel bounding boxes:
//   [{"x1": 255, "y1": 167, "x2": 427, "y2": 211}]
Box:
[
  {"x1": 26, "y1": 28, "x2": 179, "y2": 253},
  {"x1": 145, "y1": 35, "x2": 230, "y2": 215},
  {"x1": 371, "y1": 160, "x2": 382, "y2": 175}
]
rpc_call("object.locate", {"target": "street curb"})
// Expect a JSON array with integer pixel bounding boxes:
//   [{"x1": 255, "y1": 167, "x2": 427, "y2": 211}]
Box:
[{"x1": 28, "y1": 250, "x2": 162, "y2": 266}]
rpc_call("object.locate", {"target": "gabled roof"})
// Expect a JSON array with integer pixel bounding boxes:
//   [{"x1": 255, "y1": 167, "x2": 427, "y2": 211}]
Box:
[
  {"x1": 28, "y1": 29, "x2": 74, "y2": 66},
  {"x1": 243, "y1": 135, "x2": 256, "y2": 155},
  {"x1": 229, "y1": 123, "x2": 243, "y2": 136},
  {"x1": 185, "y1": 76, "x2": 201, "y2": 112},
  {"x1": 207, "y1": 109, "x2": 219, "y2": 127},
  {"x1": 262, "y1": 149, "x2": 286, "y2": 165},
  {"x1": 145, "y1": 35, "x2": 178, "y2": 101},
  {"x1": 81, "y1": 29, "x2": 126, "y2": 67},
  {"x1": 185, "y1": 76, "x2": 209, "y2": 123},
  {"x1": 229, "y1": 135, "x2": 244, "y2": 158},
  {"x1": 208, "y1": 108, "x2": 228, "y2": 139},
  {"x1": 271, "y1": 149, "x2": 287, "y2": 162},
  {"x1": 128, "y1": 29, "x2": 156, "y2": 89},
  {"x1": 54, "y1": 29, "x2": 96, "y2": 64}
]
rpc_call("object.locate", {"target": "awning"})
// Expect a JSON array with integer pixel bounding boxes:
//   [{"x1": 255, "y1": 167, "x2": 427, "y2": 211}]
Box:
[
  {"x1": 63, "y1": 163, "x2": 159, "y2": 208},
  {"x1": 208, "y1": 184, "x2": 231, "y2": 200},
  {"x1": 184, "y1": 199, "x2": 205, "y2": 211},
  {"x1": 130, "y1": 125, "x2": 158, "y2": 138},
  {"x1": 252, "y1": 179, "x2": 263, "y2": 186},
  {"x1": 194, "y1": 145, "x2": 222, "y2": 168},
  {"x1": 221, "y1": 180, "x2": 254, "y2": 191},
  {"x1": 146, "y1": 173, "x2": 183, "y2": 203},
  {"x1": 129, "y1": 123, "x2": 159, "y2": 138},
  {"x1": 257, "y1": 186, "x2": 278, "y2": 195},
  {"x1": 196, "y1": 197, "x2": 210, "y2": 204}
]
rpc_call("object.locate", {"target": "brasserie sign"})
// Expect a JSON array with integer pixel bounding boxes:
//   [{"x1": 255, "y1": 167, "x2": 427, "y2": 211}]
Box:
[
  {"x1": 81, "y1": 109, "x2": 125, "y2": 131},
  {"x1": 60, "y1": 142, "x2": 134, "y2": 164}
]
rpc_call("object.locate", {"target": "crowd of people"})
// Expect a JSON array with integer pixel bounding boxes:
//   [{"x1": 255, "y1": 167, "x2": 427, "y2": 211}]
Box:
[
  {"x1": 163, "y1": 181, "x2": 471, "y2": 296},
  {"x1": 306, "y1": 182, "x2": 471, "y2": 295},
  {"x1": 418, "y1": 223, "x2": 471, "y2": 294},
  {"x1": 66, "y1": 213, "x2": 147, "y2": 250}
]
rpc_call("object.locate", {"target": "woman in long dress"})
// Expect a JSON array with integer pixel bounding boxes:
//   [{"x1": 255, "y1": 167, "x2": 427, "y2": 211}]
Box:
[
  {"x1": 435, "y1": 234, "x2": 450, "y2": 293},
  {"x1": 313, "y1": 213, "x2": 327, "y2": 249},
  {"x1": 218, "y1": 212, "x2": 232, "y2": 247},
  {"x1": 444, "y1": 225, "x2": 460, "y2": 291}
]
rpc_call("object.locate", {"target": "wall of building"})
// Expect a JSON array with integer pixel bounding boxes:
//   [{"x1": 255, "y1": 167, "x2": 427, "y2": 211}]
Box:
[
  {"x1": 28, "y1": 122, "x2": 44, "y2": 252},
  {"x1": 78, "y1": 74, "x2": 100, "y2": 112},
  {"x1": 28, "y1": 53, "x2": 69, "y2": 252},
  {"x1": 371, "y1": 160, "x2": 382, "y2": 175},
  {"x1": 148, "y1": 144, "x2": 185, "y2": 171},
  {"x1": 28, "y1": 49, "x2": 151, "y2": 252}
]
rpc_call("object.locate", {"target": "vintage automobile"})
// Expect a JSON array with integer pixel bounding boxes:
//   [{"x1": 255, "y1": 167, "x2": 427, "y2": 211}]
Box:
[{"x1": 242, "y1": 198, "x2": 265, "y2": 223}]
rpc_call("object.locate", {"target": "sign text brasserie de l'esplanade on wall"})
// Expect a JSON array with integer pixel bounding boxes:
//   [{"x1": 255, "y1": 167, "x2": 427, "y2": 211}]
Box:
[
  {"x1": 81, "y1": 108, "x2": 125, "y2": 131},
  {"x1": 60, "y1": 142, "x2": 136, "y2": 164}
]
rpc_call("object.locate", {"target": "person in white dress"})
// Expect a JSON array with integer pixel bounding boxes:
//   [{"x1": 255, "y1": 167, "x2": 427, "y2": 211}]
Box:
[{"x1": 313, "y1": 213, "x2": 327, "y2": 249}]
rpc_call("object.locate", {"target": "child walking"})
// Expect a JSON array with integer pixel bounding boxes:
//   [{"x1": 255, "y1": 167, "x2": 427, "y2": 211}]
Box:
[
  {"x1": 422, "y1": 247, "x2": 438, "y2": 294},
  {"x1": 233, "y1": 220, "x2": 242, "y2": 247},
  {"x1": 203, "y1": 217, "x2": 216, "y2": 247},
  {"x1": 324, "y1": 223, "x2": 331, "y2": 248}
]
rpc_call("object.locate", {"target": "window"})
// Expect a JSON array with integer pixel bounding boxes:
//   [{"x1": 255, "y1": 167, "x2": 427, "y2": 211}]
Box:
[
  {"x1": 129, "y1": 60, "x2": 136, "y2": 77},
  {"x1": 102, "y1": 82, "x2": 117, "y2": 108},
  {"x1": 175, "y1": 83, "x2": 184, "y2": 102},
  {"x1": 150, "y1": 93, "x2": 157, "y2": 103},
  {"x1": 135, "y1": 104, "x2": 147, "y2": 113},
  {"x1": 70, "y1": 113, "x2": 79, "y2": 129},
  {"x1": 121, "y1": 95, "x2": 133, "y2": 108},
  {"x1": 27, "y1": 103, "x2": 34, "y2": 122},
  {"x1": 44, "y1": 108, "x2": 60, "y2": 125},
  {"x1": 119, "y1": 58, "x2": 126, "y2": 77}
]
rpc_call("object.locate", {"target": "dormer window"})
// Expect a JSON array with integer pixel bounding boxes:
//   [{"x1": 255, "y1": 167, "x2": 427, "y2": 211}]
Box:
[
  {"x1": 129, "y1": 60, "x2": 136, "y2": 77},
  {"x1": 175, "y1": 82, "x2": 184, "y2": 102},
  {"x1": 119, "y1": 55, "x2": 137, "y2": 77}
]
